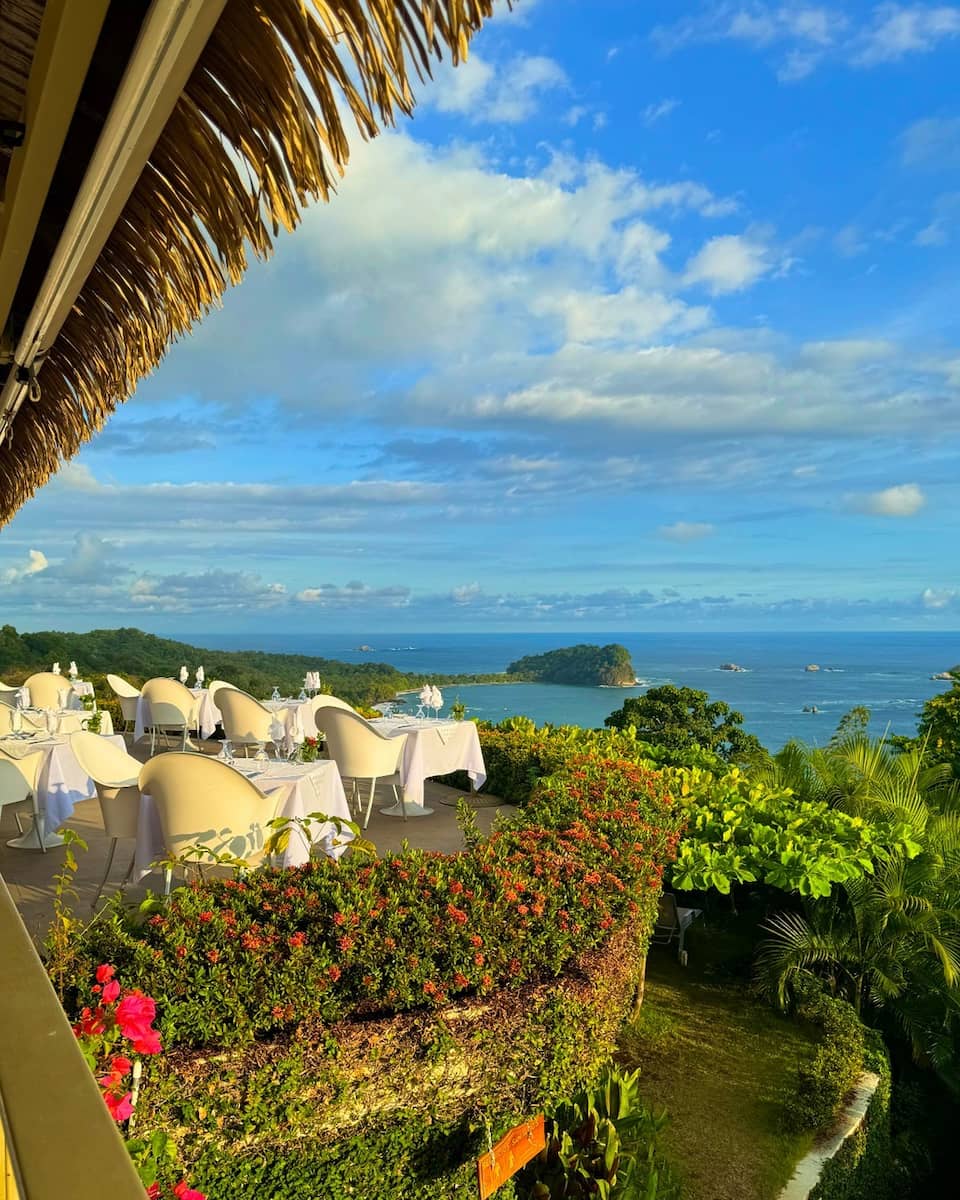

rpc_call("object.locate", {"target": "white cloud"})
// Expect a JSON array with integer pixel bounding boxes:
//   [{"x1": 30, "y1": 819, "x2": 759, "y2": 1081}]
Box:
[
  {"x1": 659, "y1": 521, "x2": 715, "y2": 542},
  {"x1": 899, "y1": 115, "x2": 960, "y2": 167},
  {"x1": 452, "y1": 582, "x2": 482, "y2": 604},
  {"x1": 2, "y1": 549, "x2": 48, "y2": 584},
  {"x1": 642, "y1": 98, "x2": 681, "y2": 126},
  {"x1": 853, "y1": 483, "x2": 927, "y2": 517},
  {"x1": 922, "y1": 586, "x2": 957, "y2": 608},
  {"x1": 854, "y1": 4, "x2": 960, "y2": 65},
  {"x1": 833, "y1": 224, "x2": 868, "y2": 257},
  {"x1": 654, "y1": 3, "x2": 960, "y2": 78},
  {"x1": 428, "y1": 53, "x2": 568, "y2": 124},
  {"x1": 684, "y1": 234, "x2": 771, "y2": 293},
  {"x1": 294, "y1": 582, "x2": 410, "y2": 607}
]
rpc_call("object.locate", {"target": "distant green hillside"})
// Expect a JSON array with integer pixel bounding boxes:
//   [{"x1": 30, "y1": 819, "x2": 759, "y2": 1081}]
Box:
[
  {"x1": 506, "y1": 643, "x2": 636, "y2": 687},
  {"x1": 0, "y1": 625, "x2": 500, "y2": 708}
]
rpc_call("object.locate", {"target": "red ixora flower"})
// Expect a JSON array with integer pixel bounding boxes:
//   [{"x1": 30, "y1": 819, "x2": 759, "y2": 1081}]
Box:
[{"x1": 289, "y1": 932, "x2": 307, "y2": 949}]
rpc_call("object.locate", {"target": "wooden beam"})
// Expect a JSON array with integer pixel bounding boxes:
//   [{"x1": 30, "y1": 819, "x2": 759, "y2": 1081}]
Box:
[{"x1": 0, "y1": 0, "x2": 111, "y2": 342}]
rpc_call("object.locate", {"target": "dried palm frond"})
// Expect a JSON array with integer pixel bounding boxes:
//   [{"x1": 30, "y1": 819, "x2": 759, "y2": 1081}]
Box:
[{"x1": 0, "y1": 0, "x2": 505, "y2": 524}]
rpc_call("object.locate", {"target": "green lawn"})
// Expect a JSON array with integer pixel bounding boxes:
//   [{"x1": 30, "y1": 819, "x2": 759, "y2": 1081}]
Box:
[{"x1": 617, "y1": 942, "x2": 817, "y2": 1200}]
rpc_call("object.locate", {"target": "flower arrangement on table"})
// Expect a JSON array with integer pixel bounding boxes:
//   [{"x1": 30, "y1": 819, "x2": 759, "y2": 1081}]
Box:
[
  {"x1": 73, "y1": 963, "x2": 206, "y2": 1200},
  {"x1": 297, "y1": 736, "x2": 321, "y2": 763}
]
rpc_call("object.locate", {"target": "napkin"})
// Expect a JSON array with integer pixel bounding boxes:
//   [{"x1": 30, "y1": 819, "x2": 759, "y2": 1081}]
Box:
[
  {"x1": 269, "y1": 717, "x2": 286, "y2": 746},
  {"x1": 195, "y1": 666, "x2": 205, "y2": 685},
  {"x1": 419, "y1": 685, "x2": 432, "y2": 706},
  {"x1": 52, "y1": 662, "x2": 61, "y2": 675},
  {"x1": 69, "y1": 661, "x2": 78, "y2": 679},
  {"x1": 179, "y1": 666, "x2": 189, "y2": 683},
  {"x1": 430, "y1": 686, "x2": 443, "y2": 710}
]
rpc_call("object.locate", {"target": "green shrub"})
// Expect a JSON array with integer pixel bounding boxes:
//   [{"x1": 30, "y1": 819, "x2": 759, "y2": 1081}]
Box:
[
  {"x1": 785, "y1": 989, "x2": 867, "y2": 1133},
  {"x1": 56, "y1": 756, "x2": 679, "y2": 1049},
  {"x1": 808, "y1": 1031, "x2": 894, "y2": 1200}
]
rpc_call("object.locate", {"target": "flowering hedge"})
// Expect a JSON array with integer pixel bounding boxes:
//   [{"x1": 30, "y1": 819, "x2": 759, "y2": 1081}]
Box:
[{"x1": 60, "y1": 755, "x2": 679, "y2": 1050}]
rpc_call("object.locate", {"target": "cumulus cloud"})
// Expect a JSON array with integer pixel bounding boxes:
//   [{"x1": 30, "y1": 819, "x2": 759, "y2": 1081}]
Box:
[
  {"x1": 428, "y1": 52, "x2": 568, "y2": 124},
  {"x1": 1, "y1": 549, "x2": 48, "y2": 584},
  {"x1": 294, "y1": 582, "x2": 411, "y2": 607},
  {"x1": 922, "y1": 586, "x2": 957, "y2": 608},
  {"x1": 452, "y1": 582, "x2": 483, "y2": 604},
  {"x1": 658, "y1": 522, "x2": 715, "y2": 542},
  {"x1": 852, "y1": 483, "x2": 927, "y2": 517},
  {"x1": 684, "y1": 234, "x2": 771, "y2": 293}
]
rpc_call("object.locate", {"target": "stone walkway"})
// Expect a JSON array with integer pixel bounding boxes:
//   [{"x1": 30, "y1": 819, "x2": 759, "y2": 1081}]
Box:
[{"x1": 0, "y1": 734, "x2": 512, "y2": 942}]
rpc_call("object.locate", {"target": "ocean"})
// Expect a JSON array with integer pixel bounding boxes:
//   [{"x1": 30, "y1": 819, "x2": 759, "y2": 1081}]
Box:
[{"x1": 189, "y1": 631, "x2": 958, "y2": 752}]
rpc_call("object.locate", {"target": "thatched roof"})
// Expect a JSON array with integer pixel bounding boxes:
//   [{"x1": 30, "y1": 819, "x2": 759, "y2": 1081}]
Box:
[{"x1": 0, "y1": 0, "x2": 502, "y2": 525}]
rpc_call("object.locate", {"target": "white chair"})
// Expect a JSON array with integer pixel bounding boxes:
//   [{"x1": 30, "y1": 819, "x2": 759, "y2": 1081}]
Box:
[
  {"x1": 106, "y1": 674, "x2": 141, "y2": 732},
  {"x1": 139, "y1": 753, "x2": 280, "y2": 893},
  {"x1": 652, "y1": 893, "x2": 703, "y2": 965},
  {"x1": 24, "y1": 671, "x2": 70, "y2": 711},
  {"x1": 140, "y1": 678, "x2": 197, "y2": 753},
  {"x1": 0, "y1": 748, "x2": 47, "y2": 851},
  {"x1": 308, "y1": 694, "x2": 357, "y2": 739},
  {"x1": 70, "y1": 732, "x2": 142, "y2": 907},
  {"x1": 216, "y1": 688, "x2": 282, "y2": 756},
  {"x1": 207, "y1": 679, "x2": 238, "y2": 707},
  {"x1": 321, "y1": 708, "x2": 407, "y2": 829}
]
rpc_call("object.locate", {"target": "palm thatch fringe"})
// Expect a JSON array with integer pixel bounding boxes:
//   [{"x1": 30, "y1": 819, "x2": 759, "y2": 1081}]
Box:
[{"x1": 0, "y1": 0, "x2": 504, "y2": 525}]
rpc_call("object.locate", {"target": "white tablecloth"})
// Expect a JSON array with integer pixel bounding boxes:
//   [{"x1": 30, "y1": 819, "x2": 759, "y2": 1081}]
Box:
[
  {"x1": 134, "y1": 687, "x2": 220, "y2": 741},
  {"x1": 133, "y1": 758, "x2": 352, "y2": 880},
  {"x1": 68, "y1": 680, "x2": 96, "y2": 704},
  {"x1": 0, "y1": 732, "x2": 126, "y2": 834},
  {"x1": 369, "y1": 718, "x2": 487, "y2": 811}
]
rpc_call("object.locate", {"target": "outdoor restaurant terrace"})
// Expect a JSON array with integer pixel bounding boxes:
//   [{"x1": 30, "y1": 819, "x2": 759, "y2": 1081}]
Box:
[{"x1": 0, "y1": 3, "x2": 500, "y2": 1196}]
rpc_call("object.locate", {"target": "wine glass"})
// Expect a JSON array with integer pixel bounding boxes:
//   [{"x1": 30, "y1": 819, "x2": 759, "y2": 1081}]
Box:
[
  {"x1": 222, "y1": 739, "x2": 235, "y2": 764},
  {"x1": 11, "y1": 707, "x2": 22, "y2": 737},
  {"x1": 254, "y1": 741, "x2": 268, "y2": 763}
]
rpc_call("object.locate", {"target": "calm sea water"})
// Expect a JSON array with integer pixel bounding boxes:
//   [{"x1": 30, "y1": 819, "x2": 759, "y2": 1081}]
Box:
[{"x1": 189, "y1": 631, "x2": 958, "y2": 752}]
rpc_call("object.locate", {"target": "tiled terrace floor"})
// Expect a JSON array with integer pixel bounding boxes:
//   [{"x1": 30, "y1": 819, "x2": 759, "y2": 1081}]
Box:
[{"x1": 1, "y1": 734, "x2": 512, "y2": 942}]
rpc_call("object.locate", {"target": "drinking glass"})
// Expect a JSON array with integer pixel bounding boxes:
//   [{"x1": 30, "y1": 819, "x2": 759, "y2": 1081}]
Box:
[
  {"x1": 254, "y1": 741, "x2": 268, "y2": 763},
  {"x1": 11, "y1": 707, "x2": 22, "y2": 736},
  {"x1": 222, "y1": 739, "x2": 235, "y2": 764}
]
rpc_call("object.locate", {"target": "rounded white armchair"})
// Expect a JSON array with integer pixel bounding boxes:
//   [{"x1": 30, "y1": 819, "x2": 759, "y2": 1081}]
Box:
[
  {"x1": 216, "y1": 688, "x2": 283, "y2": 755},
  {"x1": 106, "y1": 673, "x2": 141, "y2": 732},
  {"x1": 140, "y1": 678, "x2": 197, "y2": 753},
  {"x1": 70, "y1": 732, "x2": 141, "y2": 907},
  {"x1": 24, "y1": 671, "x2": 71, "y2": 711},
  {"x1": 139, "y1": 753, "x2": 280, "y2": 893},
  {"x1": 321, "y1": 708, "x2": 407, "y2": 828}
]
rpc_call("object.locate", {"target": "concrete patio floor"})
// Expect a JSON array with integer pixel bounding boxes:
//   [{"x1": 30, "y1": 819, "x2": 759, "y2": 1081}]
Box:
[{"x1": 1, "y1": 734, "x2": 513, "y2": 943}]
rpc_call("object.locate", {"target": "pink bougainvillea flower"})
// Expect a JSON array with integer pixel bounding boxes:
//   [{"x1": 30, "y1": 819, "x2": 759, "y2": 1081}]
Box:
[
  {"x1": 102, "y1": 979, "x2": 121, "y2": 1004},
  {"x1": 95, "y1": 964, "x2": 115, "y2": 984},
  {"x1": 115, "y1": 991, "x2": 156, "y2": 1039},
  {"x1": 130, "y1": 1027, "x2": 162, "y2": 1056},
  {"x1": 103, "y1": 1090, "x2": 134, "y2": 1122},
  {"x1": 110, "y1": 1055, "x2": 133, "y2": 1077},
  {"x1": 173, "y1": 1182, "x2": 207, "y2": 1200}
]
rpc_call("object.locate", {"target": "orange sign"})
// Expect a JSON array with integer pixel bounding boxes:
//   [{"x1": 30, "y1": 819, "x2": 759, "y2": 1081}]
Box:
[{"x1": 477, "y1": 1114, "x2": 546, "y2": 1199}]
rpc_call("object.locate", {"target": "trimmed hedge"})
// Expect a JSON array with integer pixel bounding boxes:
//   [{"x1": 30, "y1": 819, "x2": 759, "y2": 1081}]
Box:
[
  {"x1": 808, "y1": 1032, "x2": 894, "y2": 1200},
  {"x1": 785, "y1": 990, "x2": 868, "y2": 1133},
  {"x1": 59, "y1": 755, "x2": 678, "y2": 1048}
]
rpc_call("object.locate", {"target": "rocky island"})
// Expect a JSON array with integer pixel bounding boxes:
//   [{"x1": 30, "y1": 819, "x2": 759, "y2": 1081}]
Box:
[
  {"x1": 719, "y1": 662, "x2": 747, "y2": 672},
  {"x1": 506, "y1": 643, "x2": 637, "y2": 687}
]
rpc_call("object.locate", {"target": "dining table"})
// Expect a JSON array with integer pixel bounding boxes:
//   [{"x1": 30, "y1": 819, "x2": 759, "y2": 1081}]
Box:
[
  {"x1": 367, "y1": 716, "x2": 487, "y2": 817},
  {"x1": 133, "y1": 756, "x2": 353, "y2": 879},
  {"x1": 261, "y1": 697, "x2": 316, "y2": 750},
  {"x1": 1, "y1": 731, "x2": 126, "y2": 850}
]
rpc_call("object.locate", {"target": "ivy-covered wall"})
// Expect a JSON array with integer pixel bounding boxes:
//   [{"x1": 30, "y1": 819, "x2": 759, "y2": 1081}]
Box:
[{"x1": 138, "y1": 925, "x2": 649, "y2": 1199}]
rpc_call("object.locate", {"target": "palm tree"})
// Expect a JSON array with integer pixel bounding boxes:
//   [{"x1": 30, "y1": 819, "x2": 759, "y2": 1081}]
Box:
[{"x1": 757, "y1": 734, "x2": 960, "y2": 1071}]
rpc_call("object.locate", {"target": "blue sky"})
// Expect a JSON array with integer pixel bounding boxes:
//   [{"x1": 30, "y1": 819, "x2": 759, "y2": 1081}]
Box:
[{"x1": 2, "y1": 0, "x2": 960, "y2": 633}]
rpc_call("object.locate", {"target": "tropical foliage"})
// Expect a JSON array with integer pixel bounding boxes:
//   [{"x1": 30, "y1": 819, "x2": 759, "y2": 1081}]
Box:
[{"x1": 605, "y1": 684, "x2": 766, "y2": 764}]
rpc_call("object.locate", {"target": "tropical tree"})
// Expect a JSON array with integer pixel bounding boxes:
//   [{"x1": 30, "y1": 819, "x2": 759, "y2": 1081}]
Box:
[
  {"x1": 757, "y1": 734, "x2": 960, "y2": 1073},
  {"x1": 605, "y1": 685, "x2": 765, "y2": 764}
]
